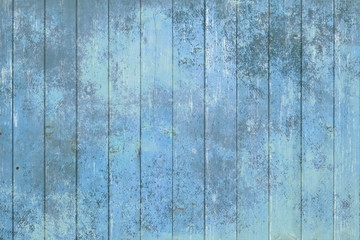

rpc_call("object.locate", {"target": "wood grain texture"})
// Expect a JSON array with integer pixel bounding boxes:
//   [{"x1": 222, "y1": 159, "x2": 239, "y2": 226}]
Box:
[
  {"x1": 269, "y1": 0, "x2": 302, "y2": 239},
  {"x1": 0, "y1": 0, "x2": 13, "y2": 238},
  {"x1": 205, "y1": 0, "x2": 237, "y2": 239},
  {"x1": 45, "y1": 0, "x2": 76, "y2": 239},
  {"x1": 236, "y1": 0, "x2": 269, "y2": 239},
  {"x1": 301, "y1": 0, "x2": 334, "y2": 239},
  {"x1": 13, "y1": 0, "x2": 45, "y2": 238},
  {"x1": 77, "y1": 0, "x2": 109, "y2": 238},
  {"x1": 109, "y1": 0, "x2": 141, "y2": 239},
  {"x1": 140, "y1": 0, "x2": 173, "y2": 239},
  {"x1": 1, "y1": 1, "x2": 359, "y2": 239},
  {"x1": 334, "y1": 0, "x2": 360, "y2": 239},
  {"x1": 173, "y1": 0, "x2": 205, "y2": 239}
]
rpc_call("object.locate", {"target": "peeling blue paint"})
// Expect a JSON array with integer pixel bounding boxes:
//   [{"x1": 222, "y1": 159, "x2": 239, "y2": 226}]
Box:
[{"x1": 0, "y1": 0, "x2": 359, "y2": 239}]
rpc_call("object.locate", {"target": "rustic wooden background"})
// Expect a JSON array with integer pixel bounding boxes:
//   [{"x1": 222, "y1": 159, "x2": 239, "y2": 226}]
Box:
[{"x1": 0, "y1": 0, "x2": 359, "y2": 239}]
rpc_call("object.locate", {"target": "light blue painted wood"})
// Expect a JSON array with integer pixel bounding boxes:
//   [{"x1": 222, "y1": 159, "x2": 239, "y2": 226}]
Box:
[
  {"x1": 109, "y1": 0, "x2": 141, "y2": 239},
  {"x1": 77, "y1": 0, "x2": 109, "y2": 238},
  {"x1": 269, "y1": 0, "x2": 302, "y2": 239},
  {"x1": 140, "y1": 0, "x2": 173, "y2": 239},
  {"x1": 0, "y1": 0, "x2": 13, "y2": 238},
  {"x1": 173, "y1": 0, "x2": 205, "y2": 239},
  {"x1": 301, "y1": 0, "x2": 334, "y2": 239},
  {"x1": 13, "y1": 0, "x2": 45, "y2": 238},
  {"x1": 205, "y1": 0, "x2": 237, "y2": 239},
  {"x1": 45, "y1": 0, "x2": 76, "y2": 239},
  {"x1": 334, "y1": 0, "x2": 360, "y2": 239},
  {"x1": 236, "y1": 0, "x2": 269, "y2": 239},
  {"x1": 3, "y1": 1, "x2": 360, "y2": 239}
]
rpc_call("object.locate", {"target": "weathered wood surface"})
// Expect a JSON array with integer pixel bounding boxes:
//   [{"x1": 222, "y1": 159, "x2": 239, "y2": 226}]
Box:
[
  {"x1": 0, "y1": 0, "x2": 13, "y2": 239},
  {"x1": 0, "y1": 0, "x2": 359, "y2": 239},
  {"x1": 334, "y1": 0, "x2": 360, "y2": 239},
  {"x1": 13, "y1": 0, "x2": 45, "y2": 239},
  {"x1": 269, "y1": 0, "x2": 302, "y2": 238},
  {"x1": 140, "y1": 0, "x2": 173, "y2": 239},
  {"x1": 173, "y1": 0, "x2": 205, "y2": 239},
  {"x1": 236, "y1": 0, "x2": 269, "y2": 238},
  {"x1": 205, "y1": 0, "x2": 237, "y2": 239},
  {"x1": 77, "y1": 0, "x2": 109, "y2": 239},
  {"x1": 45, "y1": 0, "x2": 77, "y2": 239},
  {"x1": 109, "y1": 0, "x2": 141, "y2": 239},
  {"x1": 302, "y1": 0, "x2": 334, "y2": 239}
]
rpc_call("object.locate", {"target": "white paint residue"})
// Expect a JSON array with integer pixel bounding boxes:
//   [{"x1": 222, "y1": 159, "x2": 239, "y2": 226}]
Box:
[
  {"x1": 93, "y1": 162, "x2": 96, "y2": 176},
  {"x1": 1, "y1": 68, "x2": 5, "y2": 85},
  {"x1": 14, "y1": 113, "x2": 18, "y2": 127},
  {"x1": 189, "y1": 94, "x2": 193, "y2": 113},
  {"x1": 212, "y1": 194, "x2": 217, "y2": 202}
]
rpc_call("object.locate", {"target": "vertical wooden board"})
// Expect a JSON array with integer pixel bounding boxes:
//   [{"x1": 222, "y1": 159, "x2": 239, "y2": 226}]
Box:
[
  {"x1": 205, "y1": 0, "x2": 237, "y2": 239},
  {"x1": 0, "y1": 0, "x2": 13, "y2": 238},
  {"x1": 301, "y1": 0, "x2": 334, "y2": 239},
  {"x1": 77, "y1": 0, "x2": 109, "y2": 239},
  {"x1": 109, "y1": 0, "x2": 141, "y2": 239},
  {"x1": 334, "y1": 0, "x2": 360, "y2": 239},
  {"x1": 236, "y1": 0, "x2": 269, "y2": 239},
  {"x1": 140, "y1": 0, "x2": 172, "y2": 239},
  {"x1": 13, "y1": 0, "x2": 45, "y2": 239},
  {"x1": 173, "y1": 0, "x2": 205, "y2": 239},
  {"x1": 45, "y1": 0, "x2": 76, "y2": 239},
  {"x1": 269, "y1": 0, "x2": 302, "y2": 239}
]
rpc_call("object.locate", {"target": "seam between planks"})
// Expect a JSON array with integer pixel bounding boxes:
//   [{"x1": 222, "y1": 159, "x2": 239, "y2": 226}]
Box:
[
  {"x1": 267, "y1": 0, "x2": 271, "y2": 239},
  {"x1": 171, "y1": 0, "x2": 174, "y2": 239},
  {"x1": 332, "y1": 0, "x2": 336, "y2": 239},
  {"x1": 235, "y1": 0, "x2": 239, "y2": 239},
  {"x1": 43, "y1": 0, "x2": 47, "y2": 238},
  {"x1": 11, "y1": 0, "x2": 15, "y2": 239},
  {"x1": 75, "y1": 0, "x2": 79, "y2": 238},
  {"x1": 300, "y1": 0, "x2": 303, "y2": 238},
  {"x1": 203, "y1": 0, "x2": 207, "y2": 239},
  {"x1": 235, "y1": 0, "x2": 238, "y2": 238},
  {"x1": 139, "y1": 0, "x2": 142, "y2": 238},
  {"x1": 107, "y1": 0, "x2": 111, "y2": 239}
]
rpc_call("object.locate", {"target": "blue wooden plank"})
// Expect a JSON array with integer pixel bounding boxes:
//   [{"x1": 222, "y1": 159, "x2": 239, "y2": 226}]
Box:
[
  {"x1": 334, "y1": 0, "x2": 360, "y2": 239},
  {"x1": 173, "y1": 0, "x2": 205, "y2": 239},
  {"x1": 13, "y1": 0, "x2": 45, "y2": 238},
  {"x1": 109, "y1": 0, "x2": 141, "y2": 239},
  {"x1": 301, "y1": 0, "x2": 334, "y2": 239},
  {"x1": 45, "y1": 0, "x2": 76, "y2": 239},
  {"x1": 269, "y1": 0, "x2": 302, "y2": 239},
  {"x1": 77, "y1": 0, "x2": 109, "y2": 239},
  {"x1": 140, "y1": 0, "x2": 173, "y2": 239},
  {"x1": 205, "y1": 0, "x2": 237, "y2": 239},
  {"x1": 236, "y1": 0, "x2": 269, "y2": 238},
  {"x1": 0, "y1": 0, "x2": 13, "y2": 238}
]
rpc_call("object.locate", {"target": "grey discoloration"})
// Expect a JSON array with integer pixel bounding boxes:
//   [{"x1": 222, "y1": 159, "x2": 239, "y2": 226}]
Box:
[
  {"x1": 109, "y1": 0, "x2": 141, "y2": 239},
  {"x1": 45, "y1": 0, "x2": 77, "y2": 239},
  {"x1": 13, "y1": 0, "x2": 45, "y2": 238},
  {"x1": 140, "y1": 0, "x2": 173, "y2": 239},
  {"x1": 205, "y1": 0, "x2": 237, "y2": 239},
  {"x1": 0, "y1": 0, "x2": 13, "y2": 239},
  {"x1": 302, "y1": 0, "x2": 334, "y2": 239},
  {"x1": 269, "y1": 0, "x2": 302, "y2": 238},
  {"x1": 1, "y1": 0, "x2": 360, "y2": 239},
  {"x1": 77, "y1": 0, "x2": 109, "y2": 239},
  {"x1": 334, "y1": 0, "x2": 360, "y2": 239},
  {"x1": 237, "y1": 0, "x2": 269, "y2": 238},
  {"x1": 173, "y1": 0, "x2": 205, "y2": 238}
]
